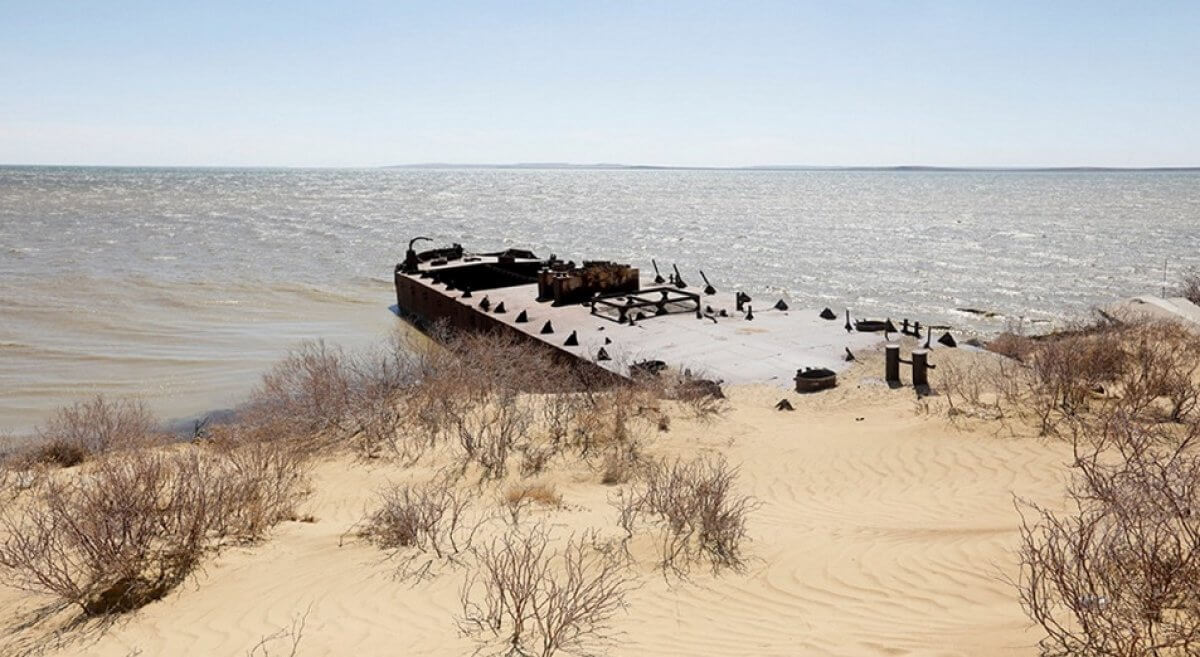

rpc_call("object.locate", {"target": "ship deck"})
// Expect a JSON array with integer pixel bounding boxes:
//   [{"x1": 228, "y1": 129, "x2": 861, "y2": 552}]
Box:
[{"x1": 400, "y1": 272, "x2": 905, "y2": 387}]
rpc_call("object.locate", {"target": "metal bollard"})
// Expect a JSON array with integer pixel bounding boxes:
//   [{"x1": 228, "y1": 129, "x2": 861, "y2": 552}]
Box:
[
  {"x1": 912, "y1": 348, "x2": 935, "y2": 388},
  {"x1": 884, "y1": 343, "x2": 901, "y2": 387}
]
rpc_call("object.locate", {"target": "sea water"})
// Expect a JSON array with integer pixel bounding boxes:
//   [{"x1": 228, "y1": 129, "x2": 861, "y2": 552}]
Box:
[{"x1": 2, "y1": 166, "x2": 1197, "y2": 431}]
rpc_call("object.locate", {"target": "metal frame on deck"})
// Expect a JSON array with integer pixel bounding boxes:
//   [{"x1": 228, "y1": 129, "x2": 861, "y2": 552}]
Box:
[{"x1": 589, "y1": 286, "x2": 702, "y2": 323}]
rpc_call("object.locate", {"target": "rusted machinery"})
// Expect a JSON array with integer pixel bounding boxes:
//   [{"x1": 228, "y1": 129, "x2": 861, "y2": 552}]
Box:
[
  {"x1": 794, "y1": 367, "x2": 837, "y2": 393},
  {"x1": 537, "y1": 260, "x2": 640, "y2": 305}
]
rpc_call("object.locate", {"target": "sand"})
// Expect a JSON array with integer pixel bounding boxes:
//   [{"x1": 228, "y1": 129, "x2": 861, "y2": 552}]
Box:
[{"x1": 0, "y1": 350, "x2": 1073, "y2": 657}]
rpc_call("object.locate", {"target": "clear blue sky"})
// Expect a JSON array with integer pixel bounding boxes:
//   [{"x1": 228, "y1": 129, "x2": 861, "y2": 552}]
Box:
[{"x1": 2, "y1": 1, "x2": 1197, "y2": 167}]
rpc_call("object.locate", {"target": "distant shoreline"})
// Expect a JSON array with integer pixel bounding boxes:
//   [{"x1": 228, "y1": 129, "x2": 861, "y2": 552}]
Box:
[
  {"x1": 384, "y1": 163, "x2": 1200, "y2": 172},
  {"x1": 2, "y1": 163, "x2": 1199, "y2": 173}
]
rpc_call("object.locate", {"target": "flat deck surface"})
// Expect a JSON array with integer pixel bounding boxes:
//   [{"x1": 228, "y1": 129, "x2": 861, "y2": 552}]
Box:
[{"x1": 406, "y1": 274, "x2": 920, "y2": 387}]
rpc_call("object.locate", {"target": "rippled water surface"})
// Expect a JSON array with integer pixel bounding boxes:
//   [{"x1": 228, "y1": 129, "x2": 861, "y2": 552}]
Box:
[{"x1": 2, "y1": 166, "x2": 1198, "y2": 431}]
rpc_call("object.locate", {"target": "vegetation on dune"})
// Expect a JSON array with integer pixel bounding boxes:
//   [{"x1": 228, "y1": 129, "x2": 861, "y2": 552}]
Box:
[
  {"x1": 459, "y1": 525, "x2": 635, "y2": 657},
  {"x1": 0, "y1": 322, "x2": 733, "y2": 657},
  {"x1": 1180, "y1": 268, "x2": 1200, "y2": 305},
  {"x1": 1017, "y1": 415, "x2": 1200, "y2": 657},
  {"x1": 942, "y1": 317, "x2": 1200, "y2": 434},
  {"x1": 933, "y1": 312, "x2": 1200, "y2": 656},
  {"x1": 0, "y1": 442, "x2": 310, "y2": 615},
  {"x1": 5, "y1": 305, "x2": 1200, "y2": 656}
]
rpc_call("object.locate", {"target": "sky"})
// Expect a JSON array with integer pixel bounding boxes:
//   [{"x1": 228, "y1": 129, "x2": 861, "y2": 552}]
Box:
[{"x1": 1, "y1": 1, "x2": 1198, "y2": 168}]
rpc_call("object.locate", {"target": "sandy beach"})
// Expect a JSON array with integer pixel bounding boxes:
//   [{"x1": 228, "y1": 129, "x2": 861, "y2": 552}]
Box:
[{"x1": 0, "y1": 347, "x2": 1074, "y2": 657}]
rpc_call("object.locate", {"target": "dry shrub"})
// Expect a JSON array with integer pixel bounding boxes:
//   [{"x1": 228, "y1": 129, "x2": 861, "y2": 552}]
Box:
[
  {"x1": 1179, "y1": 268, "x2": 1200, "y2": 305},
  {"x1": 987, "y1": 332, "x2": 1038, "y2": 362},
  {"x1": 1115, "y1": 321, "x2": 1200, "y2": 423},
  {"x1": 566, "y1": 382, "x2": 658, "y2": 461},
  {"x1": 501, "y1": 483, "x2": 562, "y2": 526},
  {"x1": 983, "y1": 317, "x2": 1036, "y2": 361},
  {"x1": 241, "y1": 334, "x2": 431, "y2": 459},
  {"x1": 504, "y1": 483, "x2": 562, "y2": 508},
  {"x1": 667, "y1": 373, "x2": 726, "y2": 420},
  {"x1": 459, "y1": 526, "x2": 634, "y2": 657},
  {"x1": 616, "y1": 455, "x2": 756, "y2": 573},
  {"x1": 0, "y1": 439, "x2": 50, "y2": 502},
  {"x1": 408, "y1": 331, "x2": 557, "y2": 479},
  {"x1": 258, "y1": 339, "x2": 355, "y2": 431},
  {"x1": 540, "y1": 393, "x2": 582, "y2": 447},
  {"x1": 408, "y1": 329, "x2": 633, "y2": 480},
  {"x1": 0, "y1": 451, "x2": 220, "y2": 614},
  {"x1": 26, "y1": 438, "x2": 91, "y2": 469},
  {"x1": 600, "y1": 442, "x2": 644, "y2": 486},
  {"x1": 247, "y1": 327, "x2": 653, "y2": 480},
  {"x1": 937, "y1": 355, "x2": 992, "y2": 419},
  {"x1": 341, "y1": 351, "x2": 419, "y2": 459},
  {"x1": 0, "y1": 434, "x2": 25, "y2": 499},
  {"x1": 569, "y1": 400, "x2": 634, "y2": 460},
  {"x1": 32, "y1": 395, "x2": 162, "y2": 466},
  {"x1": 947, "y1": 315, "x2": 1200, "y2": 436},
  {"x1": 245, "y1": 605, "x2": 310, "y2": 657},
  {"x1": 217, "y1": 440, "x2": 312, "y2": 540},
  {"x1": 246, "y1": 340, "x2": 355, "y2": 445},
  {"x1": 0, "y1": 444, "x2": 311, "y2": 615},
  {"x1": 1023, "y1": 330, "x2": 1125, "y2": 434},
  {"x1": 1017, "y1": 414, "x2": 1200, "y2": 656},
  {"x1": 518, "y1": 444, "x2": 556, "y2": 477},
  {"x1": 357, "y1": 480, "x2": 479, "y2": 579}
]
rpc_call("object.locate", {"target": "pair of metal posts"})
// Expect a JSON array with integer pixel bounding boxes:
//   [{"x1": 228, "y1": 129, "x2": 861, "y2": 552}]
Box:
[{"x1": 884, "y1": 343, "x2": 934, "y2": 389}]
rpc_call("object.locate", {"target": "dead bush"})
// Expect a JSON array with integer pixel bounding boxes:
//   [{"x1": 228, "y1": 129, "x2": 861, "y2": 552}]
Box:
[
  {"x1": 460, "y1": 526, "x2": 634, "y2": 657},
  {"x1": 245, "y1": 605, "x2": 310, "y2": 657},
  {"x1": 217, "y1": 440, "x2": 312, "y2": 540},
  {"x1": 240, "y1": 334, "x2": 432, "y2": 459},
  {"x1": 0, "y1": 436, "x2": 49, "y2": 501},
  {"x1": 1021, "y1": 327, "x2": 1128, "y2": 435},
  {"x1": 0, "y1": 441, "x2": 311, "y2": 615},
  {"x1": 616, "y1": 455, "x2": 756, "y2": 573},
  {"x1": 946, "y1": 315, "x2": 1200, "y2": 434},
  {"x1": 1017, "y1": 415, "x2": 1200, "y2": 656},
  {"x1": 0, "y1": 451, "x2": 220, "y2": 614},
  {"x1": 539, "y1": 393, "x2": 585, "y2": 447},
  {"x1": 518, "y1": 444, "x2": 556, "y2": 478},
  {"x1": 0, "y1": 435, "x2": 16, "y2": 497},
  {"x1": 357, "y1": 480, "x2": 479, "y2": 579},
  {"x1": 1179, "y1": 268, "x2": 1200, "y2": 305},
  {"x1": 566, "y1": 385, "x2": 656, "y2": 460},
  {"x1": 937, "y1": 356, "x2": 991, "y2": 419},
  {"x1": 27, "y1": 437, "x2": 91, "y2": 468},
  {"x1": 248, "y1": 339, "x2": 356, "y2": 444},
  {"x1": 1115, "y1": 321, "x2": 1200, "y2": 422},
  {"x1": 668, "y1": 373, "x2": 726, "y2": 420},
  {"x1": 338, "y1": 333, "x2": 431, "y2": 459},
  {"x1": 343, "y1": 359, "x2": 415, "y2": 459},
  {"x1": 987, "y1": 332, "x2": 1038, "y2": 362},
  {"x1": 405, "y1": 331, "x2": 561, "y2": 479},
  {"x1": 501, "y1": 483, "x2": 562, "y2": 526},
  {"x1": 600, "y1": 446, "x2": 640, "y2": 486},
  {"x1": 33, "y1": 395, "x2": 162, "y2": 465}
]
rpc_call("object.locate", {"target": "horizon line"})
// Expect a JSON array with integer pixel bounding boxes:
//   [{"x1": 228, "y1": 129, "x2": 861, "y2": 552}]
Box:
[{"x1": 2, "y1": 162, "x2": 1199, "y2": 172}]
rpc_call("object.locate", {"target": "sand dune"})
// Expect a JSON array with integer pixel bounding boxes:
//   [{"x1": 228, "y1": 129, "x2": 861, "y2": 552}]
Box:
[{"x1": 0, "y1": 354, "x2": 1072, "y2": 657}]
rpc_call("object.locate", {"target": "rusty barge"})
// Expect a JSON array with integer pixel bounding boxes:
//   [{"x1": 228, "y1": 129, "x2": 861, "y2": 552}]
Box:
[{"x1": 393, "y1": 239, "x2": 949, "y2": 390}]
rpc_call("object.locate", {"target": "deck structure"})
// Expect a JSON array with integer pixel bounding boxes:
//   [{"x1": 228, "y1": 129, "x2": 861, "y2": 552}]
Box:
[{"x1": 394, "y1": 242, "x2": 918, "y2": 388}]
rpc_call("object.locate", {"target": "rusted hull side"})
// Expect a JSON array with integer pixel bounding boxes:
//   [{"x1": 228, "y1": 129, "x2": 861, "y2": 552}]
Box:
[{"x1": 393, "y1": 268, "x2": 623, "y2": 383}]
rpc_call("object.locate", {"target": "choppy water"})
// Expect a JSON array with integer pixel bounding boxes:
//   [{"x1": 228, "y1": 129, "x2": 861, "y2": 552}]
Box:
[{"x1": 2, "y1": 166, "x2": 1198, "y2": 432}]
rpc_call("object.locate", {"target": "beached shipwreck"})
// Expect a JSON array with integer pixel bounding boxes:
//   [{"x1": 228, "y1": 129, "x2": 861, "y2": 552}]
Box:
[{"x1": 394, "y1": 239, "x2": 947, "y2": 391}]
